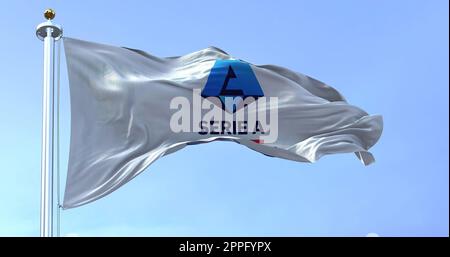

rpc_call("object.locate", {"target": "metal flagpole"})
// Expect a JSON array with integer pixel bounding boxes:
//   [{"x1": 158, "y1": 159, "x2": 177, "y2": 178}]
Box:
[{"x1": 36, "y1": 9, "x2": 63, "y2": 237}]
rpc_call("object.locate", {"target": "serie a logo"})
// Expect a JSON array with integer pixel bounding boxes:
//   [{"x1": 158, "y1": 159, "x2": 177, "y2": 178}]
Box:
[
  {"x1": 169, "y1": 59, "x2": 279, "y2": 143},
  {"x1": 201, "y1": 59, "x2": 265, "y2": 112}
]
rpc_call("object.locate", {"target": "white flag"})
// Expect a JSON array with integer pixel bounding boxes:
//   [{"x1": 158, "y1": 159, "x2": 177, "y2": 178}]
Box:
[{"x1": 63, "y1": 37, "x2": 383, "y2": 208}]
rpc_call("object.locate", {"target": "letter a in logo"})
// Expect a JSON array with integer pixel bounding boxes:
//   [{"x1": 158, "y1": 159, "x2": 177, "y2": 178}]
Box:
[{"x1": 201, "y1": 59, "x2": 264, "y2": 112}]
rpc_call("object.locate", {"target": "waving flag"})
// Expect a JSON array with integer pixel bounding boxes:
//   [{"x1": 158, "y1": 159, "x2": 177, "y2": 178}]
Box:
[{"x1": 63, "y1": 37, "x2": 383, "y2": 208}]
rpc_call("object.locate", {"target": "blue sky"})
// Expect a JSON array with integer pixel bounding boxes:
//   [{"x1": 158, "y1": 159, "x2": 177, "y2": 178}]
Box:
[{"x1": 0, "y1": 0, "x2": 448, "y2": 236}]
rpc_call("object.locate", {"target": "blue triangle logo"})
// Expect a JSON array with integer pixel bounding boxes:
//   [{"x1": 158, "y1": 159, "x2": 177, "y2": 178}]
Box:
[{"x1": 201, "y1": 60, "x2": 264, "y2": 112}]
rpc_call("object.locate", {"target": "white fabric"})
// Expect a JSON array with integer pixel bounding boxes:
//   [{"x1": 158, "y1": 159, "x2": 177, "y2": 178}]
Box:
[{"x1": 63, "y1": 37, "x2": 383, "y2": 209}]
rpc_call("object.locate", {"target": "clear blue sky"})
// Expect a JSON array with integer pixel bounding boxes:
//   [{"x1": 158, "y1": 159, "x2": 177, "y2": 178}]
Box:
[{"x1": 0, "y1": 0, "x2": 448, "y2": 236}]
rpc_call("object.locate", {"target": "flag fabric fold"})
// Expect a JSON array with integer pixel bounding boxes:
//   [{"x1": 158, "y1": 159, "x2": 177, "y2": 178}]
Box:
[{"x1": 63, "y1": 37, "x2": 382, "y2": 209}]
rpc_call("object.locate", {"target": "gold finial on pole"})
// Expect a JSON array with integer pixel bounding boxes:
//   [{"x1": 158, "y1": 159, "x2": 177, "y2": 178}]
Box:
[
  {"x1": 44, "y1": 8, "x2": 56, "y2": 20},
  {"x1": 36, "y1": 9, "x2": 62, "y2": 41}
]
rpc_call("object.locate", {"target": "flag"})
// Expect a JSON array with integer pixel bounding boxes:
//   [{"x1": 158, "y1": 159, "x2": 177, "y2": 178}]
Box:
[{"x1": 63, "y1": 37, "x2": 383, "y2": 208}]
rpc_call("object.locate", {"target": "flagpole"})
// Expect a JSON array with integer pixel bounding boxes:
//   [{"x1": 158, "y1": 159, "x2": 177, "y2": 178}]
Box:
[{"x1": 36, "y1": 9, "x2": 63, "y2": 237}]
